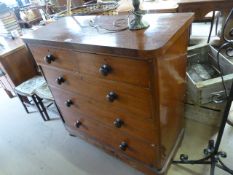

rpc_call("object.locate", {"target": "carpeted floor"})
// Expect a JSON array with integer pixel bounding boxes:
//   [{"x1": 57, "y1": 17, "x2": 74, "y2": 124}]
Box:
[{"x1": 0, "y1": 87, "x2": 233, "y2": 175}]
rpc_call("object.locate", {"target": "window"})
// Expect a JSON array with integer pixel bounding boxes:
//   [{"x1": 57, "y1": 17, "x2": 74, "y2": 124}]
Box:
[{"x1": 0, "y1": 0, "x2": 17, "y2": 7}]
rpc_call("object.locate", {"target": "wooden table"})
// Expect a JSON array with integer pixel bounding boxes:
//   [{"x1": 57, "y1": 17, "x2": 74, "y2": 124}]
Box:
[
  {"x1": 117, "y1": 0, "x2": 178, "y2": 14},
  {"x1": 177, "y1": 0, "x2": 233, "y2": 21},
  {"x1": 0, "y1": 37, "x2": 37, "y2": 98},
  {"x1": 177, "y1": 0, "x2": 233, "y2": 43}
]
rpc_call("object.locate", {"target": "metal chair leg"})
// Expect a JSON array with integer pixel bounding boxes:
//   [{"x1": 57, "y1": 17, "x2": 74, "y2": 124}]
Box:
[
  {"x1": 17, "y1": 93, "x2": 29, "y2": 113},
  {"x1": 215, "y1": 14, "x2": 219, "y2": 36},
  {"x1": 37, "y1": 97, "x2": 50, "y2": 121},
  {"x1": 208, "y1": 11, "x2": 216, "y2": 43},
  {"x1": 31, "y1": 94, "x2": 47, "y2": 121}
]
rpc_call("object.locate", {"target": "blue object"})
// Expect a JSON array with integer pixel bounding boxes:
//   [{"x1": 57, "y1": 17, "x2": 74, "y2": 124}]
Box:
[
  {"x1": 0, "y1": 2, "x2": 9, "y2": 14},
  {"x1": 0, "y1": 68, "x2": 5, "y2": 77}
]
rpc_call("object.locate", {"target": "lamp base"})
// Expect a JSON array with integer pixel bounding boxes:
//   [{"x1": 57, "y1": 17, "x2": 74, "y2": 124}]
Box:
[{"x1": 128, "y1": 14, "x2": 149, "y2": 30}]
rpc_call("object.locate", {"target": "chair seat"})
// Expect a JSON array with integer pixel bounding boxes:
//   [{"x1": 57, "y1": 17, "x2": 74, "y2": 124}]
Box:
[
  {"x1": 34, "y1": 84, "x2": 53, "y2": 100},
  {"x1": 15, "y1": 76, "x2": 46, "y2": 96}
]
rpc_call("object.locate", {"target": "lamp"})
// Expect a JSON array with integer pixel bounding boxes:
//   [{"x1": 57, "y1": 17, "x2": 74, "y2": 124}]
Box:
[{"x1": 129, "y1": 0, "x2": 149, "y2": 30}]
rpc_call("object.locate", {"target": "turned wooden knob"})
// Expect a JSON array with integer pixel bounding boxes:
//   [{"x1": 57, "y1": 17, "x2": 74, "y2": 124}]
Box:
[
  {"x1": 65, "y1": 99, "x2": 73, "y2": 107},
  {"x1": 56, "y1": 76, "x2": 65, "y2": 85},
  {"x1": 99, "y1": 64, "x2": 112, "y2": 76},
  {"x1": 114, "y1": 118, "x2": 124, "y2": 128},
  {"x1": 44, "y1": 54, "x2": 55, "y2": 64},
  {"x1": 106, "y1": 91, "x2": 118, "y2": 102},
  {"x1": 75, "y1": 120, "x2": 82, "y2": 128},
  {"x1": 119, "y1": 142, "x2": 128, "y2": 151}
]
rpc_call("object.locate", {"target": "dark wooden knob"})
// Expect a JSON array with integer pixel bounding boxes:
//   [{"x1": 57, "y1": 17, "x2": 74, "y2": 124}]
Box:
[
  {"x1": 106, "y1": 91, "x2": 118, "y2": 102},
  {"x1": 119, "y1": 142, "x2": 128, "y2": 151},
  {"x1": 56, "y1": 76, "x2": 65, "y2": 85},
  {"x1": 65, "y1": 99, "x2": 73, "y2": 107},
  {"x1": 114, "y1": 118, "x2": 124, "y2": 128},
  {"x1": 44, "y1": 54, "x2": 55, "y2": 64},
  {"x1": 99, "y1": 64, "x2": 112, "y2": 76},
  {"x1": 75, "y1": 120, "x2": 82, "y2": 128}
]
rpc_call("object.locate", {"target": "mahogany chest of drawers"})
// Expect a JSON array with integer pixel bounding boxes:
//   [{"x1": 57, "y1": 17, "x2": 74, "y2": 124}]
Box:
[{"x1": 23, "y1": 13, "x2": 193, "y2": 175}]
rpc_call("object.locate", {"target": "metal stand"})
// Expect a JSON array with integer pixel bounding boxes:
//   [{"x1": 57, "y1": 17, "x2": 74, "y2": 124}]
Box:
[
  {"x1": 173, "y1": 82, "x2": 233, "y2": 174},
  {"x1": 173, "y1": 9, "x2": 233, "y2": 175}
]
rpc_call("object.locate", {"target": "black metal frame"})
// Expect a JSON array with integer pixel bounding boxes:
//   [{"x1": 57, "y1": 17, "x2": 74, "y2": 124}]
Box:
[
  {"x1": 31, "y1": 94, "x2": 50, "y2": 121},
  {"x1": 207, "y1": 11, "x2": 216, "y2": 43},
  {"x1": 17, "y1": 93, "x2": 50, "y2": 121},
  {"x1": 173, "y1": 9, "x2": 233, "y2": 175},
  {"x1": 173, "y1": 83, "x2": 233, "y2": 174},
  {"x1": 17, "y1": 93, "x2": 30, "y2": 114}
]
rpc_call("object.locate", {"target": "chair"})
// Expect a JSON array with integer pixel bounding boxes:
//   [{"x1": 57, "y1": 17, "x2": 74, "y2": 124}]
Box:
[
  {"x1": 14, "y1": 75, "x2": 51, "y2": 121},
  {"x1": 206, "y1": 11, "x2": 221, "y2": 43},
  {"x1": 0, "y1": 68, "x2": 15, "y2": 98},
  {"x1": 34, "y1": 83, "x2": 55, "y2": 120}
]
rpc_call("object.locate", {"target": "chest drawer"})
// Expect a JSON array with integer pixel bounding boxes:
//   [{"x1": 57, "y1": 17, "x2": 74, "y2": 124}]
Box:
[
  {"x1": 51, "y1": 86, "x2": 158, "y2": 143},
  {"x1": 29, "y1": 45, "x2": 78, "y2": 71},
  {"x1": 76, "y1": 52, "x2": 150, "y2": 87},
  {"x1": 29, "y1": 44, "x2": 150, "y2": 87},
  {"x1": 59, "y1": 106, "x2": 159, "y2": 167},
  {"x1": 43, "y1": 67, "x2": 152, "y2": 119}
]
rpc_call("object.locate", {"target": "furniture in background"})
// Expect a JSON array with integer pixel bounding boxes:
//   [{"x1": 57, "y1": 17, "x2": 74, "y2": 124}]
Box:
[
  {"x1": 177, "y1": 0, "x2": 233, "y2": 21},
  {"x1": 0, "y1": 2, "x2": 22, "y2": 37},
  {"x1": 0, "y1": 67, "x2": 15, "y2": 98},
  {"x1": 0, "y1": 37, "x2": 38, "y2": 98},
  {"x1": 173, "y1": 11, "x2": 233, "y2": 173},
  {"x1": 117, "y1": 0, "x2": 178, "y2": 14},
  {"x1": 23, "y1": 13, "x2": 193, "y2": 175},
  {"x1": 177, "y1": 0, "x2": 233, "y2": 43},
  {"x1": 54, "y1": 0, "x2": 178, "y2": 17}
]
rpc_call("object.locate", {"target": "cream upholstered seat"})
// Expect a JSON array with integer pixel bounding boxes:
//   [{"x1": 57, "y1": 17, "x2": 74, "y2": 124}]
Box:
[
  {"x1": 34, "y1": 84, "x2": 53, "y2": 101},
  {"x1": 15, "y1": 76, "x2": 46, "y2": 96},
  {"x1": 15, "y1": 76, "x2": 52, "y2": 121}
]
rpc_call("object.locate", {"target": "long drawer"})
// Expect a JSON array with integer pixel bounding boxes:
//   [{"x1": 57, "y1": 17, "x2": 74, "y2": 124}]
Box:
[
  {"x1": 43, "y1": 67, "x2": 152, "y2": 119},
  {"x1": 29, "y1": 44, "x2": 150, "y2": 87},
  {"x1": 51, "y1": 85, "x2": 158, "y2": 143},
  {"x1": 59, "y1": 105, "x2": 159, "y2": 166}
]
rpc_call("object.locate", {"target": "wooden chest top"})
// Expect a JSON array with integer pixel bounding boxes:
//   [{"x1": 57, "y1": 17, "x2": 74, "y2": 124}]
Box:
[{"x1": 22, "y1": 13, "x2": 193, "y2": 58}]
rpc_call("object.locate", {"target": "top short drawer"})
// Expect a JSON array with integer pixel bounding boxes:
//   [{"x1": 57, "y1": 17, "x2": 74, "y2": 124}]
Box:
[
  {"x1": 29, "y1": 44, "x2": 79, "y2": 71},
  {"x1": 29, "y1": 44, "x2": 150, "y2": 87}
]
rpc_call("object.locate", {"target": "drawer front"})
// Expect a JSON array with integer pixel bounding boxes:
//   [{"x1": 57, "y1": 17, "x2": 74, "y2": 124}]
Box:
[
  {"x1": 59, "y1": 106, "x2": 159, "y2": 166},
  {"x1": 29, "y1": 45, "x2": 150, "y2": 87},
  {"x1": 43, "y1": 67, "x2": 152, "y2": 119},
  {"x1": 29, "y1": 44, "x2": 78, "y2": 71},
  {"x1": 76, "y1": 52, "x2": 150, "y2": 87},
  {"x1": 51, "y1": 86, "x2": 158, "y2": 143}
]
